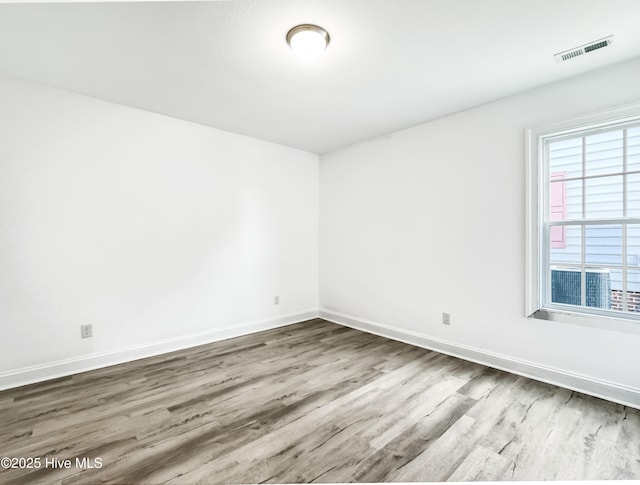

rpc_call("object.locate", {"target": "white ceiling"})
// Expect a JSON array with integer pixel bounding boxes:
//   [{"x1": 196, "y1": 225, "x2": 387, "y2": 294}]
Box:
[{"x1": 1, "y1": 0, "x2": 640, "y2": 154}]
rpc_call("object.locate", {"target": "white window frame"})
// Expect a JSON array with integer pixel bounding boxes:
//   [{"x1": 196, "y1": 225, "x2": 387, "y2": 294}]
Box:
[{"x1": 526, "y1": 102, "x2": 640, "y2": 330}]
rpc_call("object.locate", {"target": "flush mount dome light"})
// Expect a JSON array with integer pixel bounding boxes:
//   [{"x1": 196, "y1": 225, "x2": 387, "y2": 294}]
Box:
[{"x1": 286, "y1": 24, "x2": 330, "y2": 58}]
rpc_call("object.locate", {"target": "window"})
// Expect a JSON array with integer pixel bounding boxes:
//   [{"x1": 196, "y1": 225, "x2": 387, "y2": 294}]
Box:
[{"x1": 527, "y1": 107, "x2": 640, "y2": 322}]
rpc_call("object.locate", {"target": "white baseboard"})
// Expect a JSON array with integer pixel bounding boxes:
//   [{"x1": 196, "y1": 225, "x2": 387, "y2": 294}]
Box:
[
  {"x1": 0, "y1": 309, "x2": 320, "y2": 392},
  {"x1": 320, "y1": 308, "x2": 640, "y2": 410},
  {"x1": 6, "y1": 307, "x2": 639, "y2": 410}
]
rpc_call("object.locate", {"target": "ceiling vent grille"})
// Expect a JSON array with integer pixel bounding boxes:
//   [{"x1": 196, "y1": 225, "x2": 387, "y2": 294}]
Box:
[{"x1": 554, "y1": 36, "x2": 613, "y2": 62}]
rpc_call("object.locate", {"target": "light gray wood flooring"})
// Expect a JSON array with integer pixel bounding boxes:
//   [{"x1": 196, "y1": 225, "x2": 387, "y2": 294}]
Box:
[{"x1": 0, "y1": 318, "x2": 639, "y2": 484}]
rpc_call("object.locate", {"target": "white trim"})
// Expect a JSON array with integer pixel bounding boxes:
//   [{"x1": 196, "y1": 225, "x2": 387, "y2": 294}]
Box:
[
  {"x1": 320, "y1": 308, "x2": 640, "y2": 410},
  {"x1": 0, "y1": 309, "x2": 320, "y2": 391},
  {"x1": 549, "y1": 217, "x2": 640, "y2": 226},
  {"x1": 525, "y1": 128, "x2": 538, "y2": 317},
  {"x1": 534, "y1": 103, "x2": 640, "y2": 139},
  {"x1": 5, "y1": 307, "x2": 640, "y2": 410},
  {"x1": 550, "y1": 169, "x2": 640, "y2": 184},
  {"x1": 623, "y1": 128, "x2": 629, "y2": 311}
]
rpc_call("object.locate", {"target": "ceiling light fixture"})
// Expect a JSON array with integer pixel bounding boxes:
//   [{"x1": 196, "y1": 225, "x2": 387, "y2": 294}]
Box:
[{"x1": 286, "y1": 24, "x2": 330, "y2": 59}]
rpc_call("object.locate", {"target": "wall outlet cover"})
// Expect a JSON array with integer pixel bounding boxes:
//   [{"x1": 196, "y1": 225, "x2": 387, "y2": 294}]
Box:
[{"x1": 81, "y1": 324, "x2": 93, "y2": 339}]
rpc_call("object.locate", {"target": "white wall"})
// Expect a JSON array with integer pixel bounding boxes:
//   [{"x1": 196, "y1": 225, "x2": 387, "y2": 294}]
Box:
[
  {"x1": 0, "y1": 75, "x2": 318, "y2": 382},
  {"x1": 4, "y1": 56, "x2": 640, "y2": 403},
  {"x1": 320, "y1": 57, "x2": 640, "y2": 400}
]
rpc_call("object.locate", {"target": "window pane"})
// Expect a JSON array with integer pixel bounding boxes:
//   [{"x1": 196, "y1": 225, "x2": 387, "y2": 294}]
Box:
[
  {"x1": 628, "y1": 173, "x2": 640, "y2": 217},
  {"x1": 585, "y1": 130, "x2": 623, "y2": 177},
  {"x1": 614, "y1": 269, "x2": 640, "y2": 313},
  {"x1": 585, "y1": 268, "x2": 612, "y2": 309},
  {"x1": 626, "y1": 270, "x2": 640, "y2": 313},
  {"x1": 549, "y1": 138, "x2": 582, "y2": 177},
  {"x1": 550, "y1": 225, "x2": 581, "y2": 264},
  {"x1": 565, "y1": 178, "x2": 582, "y2": 219},
  {"x1": 550, "y1": 266, "x2": 612, "y2": 309},
  {"x1": 585, "y1": 176, "x2": 622, "y2": 218},
  {"x1": 609, "y1": 266, "x2": 623, "y2": 308},
  {"x1": 627, "y1": 126, "x2": 640, "y2": 172},
  {"x1": 627, "y1": 224, "x2": 640, "y2": 267},
  {"x1": 585, "y1": 224, "x2": 622, "y2": 266},
  {"x1": 550, "y1": 266, "x2": 582, "y2": 307}
]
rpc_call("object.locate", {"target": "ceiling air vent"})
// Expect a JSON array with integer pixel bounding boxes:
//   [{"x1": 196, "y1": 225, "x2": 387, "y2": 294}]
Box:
[{"x1": 554, "y1": 36, "x2": 613, "y2": 62}]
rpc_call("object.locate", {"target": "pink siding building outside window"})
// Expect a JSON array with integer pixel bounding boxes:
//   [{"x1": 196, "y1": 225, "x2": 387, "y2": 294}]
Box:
[{"x1": 550, "y1": 171, "x2": 567, "y2": 249}]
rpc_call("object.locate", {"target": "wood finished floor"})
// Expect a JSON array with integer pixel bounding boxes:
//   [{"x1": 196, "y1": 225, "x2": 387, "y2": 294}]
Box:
[{"x1": 0, "y1": 319, "x2": 639, "y2": 484}]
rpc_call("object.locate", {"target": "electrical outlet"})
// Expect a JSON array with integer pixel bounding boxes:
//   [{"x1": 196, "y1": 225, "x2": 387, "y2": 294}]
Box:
[
  {"x1": 274, "y1": 296, "x2": 280, "y2": 305},
  {"x1": 81, "y1": 324, "x2": 93, "y2": 339},
  {"x1": 442, "y1": 312, "x2": 451, "y2": 325}
]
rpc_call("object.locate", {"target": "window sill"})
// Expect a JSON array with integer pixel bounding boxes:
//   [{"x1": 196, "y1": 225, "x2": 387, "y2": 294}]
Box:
[{"x1": 532, "y1": 308, "x2": 640, "y2": 335}]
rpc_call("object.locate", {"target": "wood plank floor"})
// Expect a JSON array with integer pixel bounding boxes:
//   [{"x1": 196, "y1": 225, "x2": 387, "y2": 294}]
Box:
[{"x1": 0, "y1": 318, "x2": 639, "y2": 484}]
